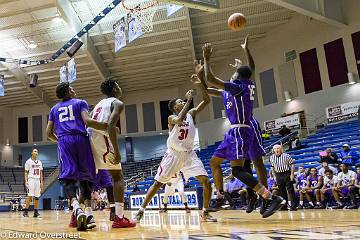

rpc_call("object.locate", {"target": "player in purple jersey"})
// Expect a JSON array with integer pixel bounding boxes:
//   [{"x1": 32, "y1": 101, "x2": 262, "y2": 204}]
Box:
[
  {"x1": 303, "y1": 168, "x2": 323, "y2": 209},
  {"x1": 349, "y1": 165, "x2": 360, "y2": 209},
  {"x1": 202, "y1": 37, "x2": 284, "y2": 218},
  {"x1": 296, "y1": 170, "x2": 308, "y2": 209},
  {"x1": 46, "y1": 82, "x2": 107, "y2": 231}
]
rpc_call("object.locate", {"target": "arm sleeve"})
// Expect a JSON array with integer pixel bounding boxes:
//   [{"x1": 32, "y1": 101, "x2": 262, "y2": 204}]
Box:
[
  {"x1": 79, "y1": 100, "x2": 89, "y2": 113},
  {"x1": 224, "y1": 82, "x2": 246, "y2": 96},
  {"x1": 49, "y1": 108, "x2": 55, "y2": 122},
  {"x1": 24, "y1": 161, "x2": 30, "y2": 171}
]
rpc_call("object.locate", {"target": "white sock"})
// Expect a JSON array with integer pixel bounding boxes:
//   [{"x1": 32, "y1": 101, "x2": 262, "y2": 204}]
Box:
[
  {"x1": 72, "y1": 200, "x2": 80, "y2": 212},
  {"x1": 316, "y1": 202, "x2": 320, "y2": 205},
  {"x1": 299, "y1": 201, "x2": 303, "y2": 206},
  {"x1": 309, "y1": 202, "x2": 314, "y2": 206},
  {"x1": 115, "y1": 202, "x2": 124, "y2": 217},
  {"x1": 85, "y1": 207, "x2": 92, "y2": 217},
  {"x1": 110, "y1": 203, "x2": 115, "y2": 208}
]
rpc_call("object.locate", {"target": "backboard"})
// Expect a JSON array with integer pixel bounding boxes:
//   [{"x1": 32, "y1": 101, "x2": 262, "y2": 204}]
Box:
[{"x1": 159, "y1": 0, "x2": 220, "y2": 12}]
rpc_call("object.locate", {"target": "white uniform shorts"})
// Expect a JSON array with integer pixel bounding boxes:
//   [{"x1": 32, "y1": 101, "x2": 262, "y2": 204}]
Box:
[
  {"x1": 89, "y1": 130, "x2": 122, "y2": 170},
  {"x1": 28, "y1": 178, "x2": 41, "y2": 198},
  {"x1": 155, "y1": 149, "x2": 207, "y2": 184}
]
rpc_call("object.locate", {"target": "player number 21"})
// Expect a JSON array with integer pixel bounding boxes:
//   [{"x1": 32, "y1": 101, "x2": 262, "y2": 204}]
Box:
[
  {"x1": 178, "y1": 129, "x2": 189, "y2": 140},
  {"x1": 58, "y1": 105, "x2": 75, "y2": 122}
]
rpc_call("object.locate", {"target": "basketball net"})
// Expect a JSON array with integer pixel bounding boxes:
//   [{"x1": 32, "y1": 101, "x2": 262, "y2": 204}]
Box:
[{"x1": 122, "y1": 0, "x2": 159, "y2": 33}]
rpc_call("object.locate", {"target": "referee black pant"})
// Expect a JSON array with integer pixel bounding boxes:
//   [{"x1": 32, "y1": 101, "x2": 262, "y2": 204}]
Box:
[{"x1": 275, "y1": 171, "x2": 296, "y2": 206}]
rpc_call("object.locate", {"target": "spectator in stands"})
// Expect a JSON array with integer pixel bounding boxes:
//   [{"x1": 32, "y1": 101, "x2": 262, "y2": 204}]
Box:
[
  {"x1": 339, "y1": 144, "x2": 360, "y2": 166},
  {"x1": 349, "y1": 165, "x2": 360, "y2": 209},
  {"x1": 261, "y1": 130, "x2": 270, "y2": 140},
  {"x1": 224, "y1": 175, "x2": 247, "y2": 209},
  {"x1": 269, "y1": 145, "x2": 297, "y2": 211},
  {"x1": 333, "y1": 163, "x2": 357, "y2": 209},
  {"x1": 319, "y1": 148, "x2": 339, "y2": 166},
  {"x1": 132, "y1": 184, "x2": 140, "y2": 193},
  {"x1": 279, "y1": 125, "x2": 291, "y2": 137},
  {"x1": 318, "y1": 161, "x2": 338, "y2": 177},
  {"x1": 288, "y1": 136, "x2": 303, "y2": 151},
  {"x1": 320, "y1": 169, "x2": 337, "y2": 209},
  {"x1": 302, "y1": 168, "x2": 323, "y2": 209}
]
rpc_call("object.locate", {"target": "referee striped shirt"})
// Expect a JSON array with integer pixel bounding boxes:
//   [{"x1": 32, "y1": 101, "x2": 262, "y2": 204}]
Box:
[{"x1": 269, "y1": 153, "x2": 294, "y2": 173}]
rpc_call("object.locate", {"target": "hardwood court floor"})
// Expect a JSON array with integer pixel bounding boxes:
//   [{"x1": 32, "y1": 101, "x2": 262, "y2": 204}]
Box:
[{"x1": 0, "y1": 209, "x2": 360, "y2": 239}]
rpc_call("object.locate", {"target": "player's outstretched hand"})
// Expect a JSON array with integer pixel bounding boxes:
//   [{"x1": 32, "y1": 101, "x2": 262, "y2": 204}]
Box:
[
  {"x1": 193, "y1": 60, "x2": 203, "y2": 74},
  {"x1": 190, "y1": 74, "x2": 201, "y2": 84},
  {"x1": 185, "y1": 89, "x2": 195, "y2": 99},
  {"x1": 229, "y1": 58, "x2": 242, "y2": 69},
  {"x1": 202, "y1": 43, "x2": 213, "y2": 61},
  {"x1": 241, "y1": 34, "x2": 249, "y2": 49}
]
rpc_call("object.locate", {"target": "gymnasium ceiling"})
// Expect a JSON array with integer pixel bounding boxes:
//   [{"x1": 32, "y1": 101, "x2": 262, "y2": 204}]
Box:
[{"x1": 0, "y1": 0, "x2": 299, "y2": 107}]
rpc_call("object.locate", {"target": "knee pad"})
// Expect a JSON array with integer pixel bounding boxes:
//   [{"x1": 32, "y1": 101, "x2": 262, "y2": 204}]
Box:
[
  {"x1": 106, "y1": 186, "x2": 114, "y2": 203},
  {"x1": 231, "y1": 166, "x2": 258, "y2": 189},
  {"x1": 79, "y1": 180, "x2": 93, "y2": 200},
  {"x1": 63, "y1": 180, "x2": 77, "y2": 199}
]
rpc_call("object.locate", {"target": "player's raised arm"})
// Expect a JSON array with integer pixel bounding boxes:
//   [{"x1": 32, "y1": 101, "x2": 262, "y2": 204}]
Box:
[
  {"x1": 169, "y1": 90, "x2": 194, "y2": 125},
  {"x1": 188, "y1": 61, "x2": 210, "y2": 118},
  {"x1": 241, "y1": 35, "x2": 255, "y2": 79},
  {"x1": 46, "y1": 121, "x2": 58, "y2": 143},
  {"x1": 203, "y1": 43, "x2": 225, "y2": 89},
  {"x1": 108, "y1": 100, "x2": 124, "y2": 165}
]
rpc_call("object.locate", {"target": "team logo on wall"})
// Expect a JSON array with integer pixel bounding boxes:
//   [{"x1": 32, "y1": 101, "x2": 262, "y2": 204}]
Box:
[{"x1": 327, "y1": 105, "x2": 342, "y2": 118}]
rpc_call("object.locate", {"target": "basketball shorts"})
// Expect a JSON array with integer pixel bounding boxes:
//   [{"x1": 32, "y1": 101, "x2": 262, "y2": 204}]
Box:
[
  {"x1": 94, "y1": 170, "x2": 113, "y2": 191},
  {"x1": 58, "y1": 134, "x2": 96, "y2": 182},
  {"x1": 155, "y1": 149, "x2": 186, "y2": 184},
  {"x1": 213, "y1": 126, "x2": 265, "y2": 161},
  {"x1": 28, "y1": 178, "x2": 41, "y2": 198},
  {"x1": 89, "y1": 130, "x2": 121, "y2": 171},
  {"x1": 181, "y1": 151, "x2": 208, "y2": 180}
]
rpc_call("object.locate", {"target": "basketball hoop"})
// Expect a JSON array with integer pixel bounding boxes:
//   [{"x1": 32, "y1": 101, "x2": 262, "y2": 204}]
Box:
[{"x1": 122, "y1": 0, "x2": 159, "y2": 33}]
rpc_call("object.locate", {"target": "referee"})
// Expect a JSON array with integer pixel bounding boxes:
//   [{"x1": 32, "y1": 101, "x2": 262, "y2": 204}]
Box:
[{"x1": 269, "y1": 145, "x2": 296, "y2": 211}]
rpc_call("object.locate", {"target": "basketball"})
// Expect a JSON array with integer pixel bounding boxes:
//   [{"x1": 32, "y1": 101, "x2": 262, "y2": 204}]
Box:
[{"x1": 228, "y1": 13, "x2": 246, "y2": 31}]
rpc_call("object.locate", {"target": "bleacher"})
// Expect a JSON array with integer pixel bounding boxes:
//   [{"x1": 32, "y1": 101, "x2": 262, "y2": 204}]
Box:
[{"x1": 125, "y1": 120, "x2": 360, "y2": 193}]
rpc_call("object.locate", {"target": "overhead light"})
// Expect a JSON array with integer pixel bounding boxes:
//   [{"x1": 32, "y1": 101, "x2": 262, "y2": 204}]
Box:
[
  {"x1": 284, "y1": 91, "x2": 292, "y2": 102},
  {"x1": 27, "y1": 41, "x2": 37, "y2": 49},
  {"x1": 347, "y1": 72, "x2": 358, "y2": 85},
  {"x1": 221, "y1": 109, "x2": 226, "y2": 119},
  {"x1": 52, "y1": 13, "x2": 63, "y2": 23}
]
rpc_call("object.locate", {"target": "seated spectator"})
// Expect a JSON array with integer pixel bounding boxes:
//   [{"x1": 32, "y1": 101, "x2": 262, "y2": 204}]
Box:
[
  {"x1": 261, "y1": 130, "x2": 270, "y2": 140},
  {"x1": 279, "y1": 125, "x2": 291, "y2": 137},
  {"x1": 132, "y1": 184, "x2": 140, "y2": 192},
  {"x1": 320, "y1": 169, "x2": 337, "y2": 209},
  {"x1": 288, "y1": 136, "x2": 303, "y2": 151},
  {"x1": 224, "y1": 175, "x2": 247, "y2": 209},
  {"x1": 318, "y1": 161, "x2": 338, "y2": 177},
  {"x1": 301, "y1": 168, "x2": 323, "y2": 209},
  {"x1": 333, "y1": 163, "x2": 357, "y2": 209},
  {"x1": 319, "y1": 148, "x2": 339, "y2": 166},
  {"x1": 340, "y1": 144, "x2": 360, "y2": 166},
  {"x1": 349, "y1": 165, "x2": 360, "y2": 209}
]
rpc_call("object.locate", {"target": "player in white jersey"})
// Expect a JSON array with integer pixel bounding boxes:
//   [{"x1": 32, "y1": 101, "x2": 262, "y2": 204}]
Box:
[
  {"x1": 134, "y1": 68, "x2": 216, "y2": 222},
  {"x1": 88, "y1": 78, "x2": 135, "y2": 228},
  {"x1": 23, "y1": 149, "x2": 43, "y2": 218},
  {"x1": 161, "y1": 172, "x2": 190, "y2": 213}
]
